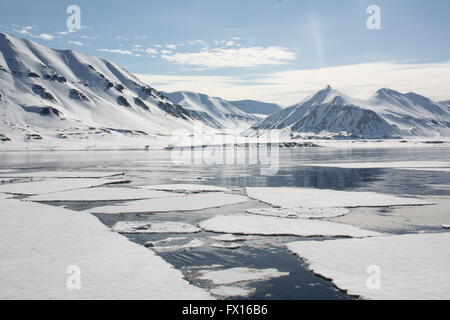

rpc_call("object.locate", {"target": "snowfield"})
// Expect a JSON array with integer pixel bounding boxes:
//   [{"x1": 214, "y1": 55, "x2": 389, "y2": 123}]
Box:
[
  {"x1": 246, "y1": 187, "x2": 434, "y2": 208},
  {"x1": 0, "y1": 171, "x2": 124, "y2": 178},
  {"x1": 199, "y1": 215, "x2": 383, "y2": 238},
  {"x1": 0, "y1": 194, "x2": 211, "y2": 300},
  {"x1": 90, "y1": 192, "x2": 249, "y2": 214},
  {"x1": 288, "y1": 233, "x2": 450, "y2": 300},
  {"x1": 138, "y1": 184, "x2": 230, "y2": 193}
]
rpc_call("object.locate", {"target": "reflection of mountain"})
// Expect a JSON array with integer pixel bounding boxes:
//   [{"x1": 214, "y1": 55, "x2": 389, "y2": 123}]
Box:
[{"x1": 248, "y1": 86, "x2": 450, "y2": 138}]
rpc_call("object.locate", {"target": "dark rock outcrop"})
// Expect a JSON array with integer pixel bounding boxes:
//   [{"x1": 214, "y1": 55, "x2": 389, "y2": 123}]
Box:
[
  {"x1": 32, "y1": 85, "x2": 57, "y2": 102},
  {"x1": 117, "y1": 96, "x2": 131, "y2": 107},
  {"x1": 69, "y1": 89, "x2": 91, "y2": 102},
  {"x1": 134, "y1": 97, "x2": 149, "y2": 110}
]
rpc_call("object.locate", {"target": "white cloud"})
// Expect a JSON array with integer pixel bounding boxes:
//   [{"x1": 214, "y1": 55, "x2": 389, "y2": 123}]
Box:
[
  {"x1": 160, "y1": 49, "x2": 173, "y2": 55},
  {"x1": 98, "y1": 48, "x2": 133, "y2": 55},
  {"x1": 136, "y1": 61, "x2": 450, "y2": 106},
  {"x1": 13, "y1": 26, "x2": 33, "y2": 34},
  {"x1": 37, "y1": 33, "x2": 54, "y2": 41},
  {"x1": 161, "y1": 46, "x2": 297, "y2": 68},
  {"x1": 166, "y1": 44, "x2": 177, "y2": 49},
  {"x1": 68, "y1": 41, "x2": 84, "y2": 46},
  {"x1": 145, "y1": 48, "x2": 159, "y2": 55}
]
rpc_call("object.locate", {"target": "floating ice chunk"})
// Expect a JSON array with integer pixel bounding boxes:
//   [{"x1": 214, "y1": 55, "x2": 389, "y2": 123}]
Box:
[
  {"x1": 139, "y1": 184, "x2": 229, "y2": 193},
  {"x1": 247, "y1": 207, "x2": 350, "y2": 219},
  {"x1": 288, "y1": 233, "x2": 450, "y2": 300},
  {"x1": 200, "y1": 215, "x2": 383, "y2": 238},
  {"x1": 27, "y1": 187, "x2": 182, "y2": 202},
  {"x1": 303, "y1": 161, "x2": 450, "y2": 169},
  {"x1": 112, "y1": 221, "x2": 201, "y2": 234},
  {"x1": 153, "y1": 239, "x2": 204, "y2": 252},
  {"x1": 0, "y1": 171, "x2": 124, "y2": 178},
  {"x1": 0, "y1": 178, "x2": 125, "y2": 195},
  {"x1": 442, "y1": 225, "x2": 450, "y2": 229},
  {"x1": 145, "y1": 237, "x2": 188, "y2": 248},
  {"x1": 246, "y1": 187, "x2": 434, "y2": 208},
  {"x1": 91, "y1": 193, "x2": 249, "y2": 214},
  {"x1": 199, "y1": 267, "x2": 289, "y2": 285},
  {"x1": 209, "y1": 286, "x2": 255, "y2": 298},
  {"x1": 211, "y1": 243, "x2": 242, "y2": 250},
  {"x1": 0, "y1": 196, "x2": 211, "y2": 299},
  {"x1": 210, "y1": 234, "x2": 250, "y2": 242}
]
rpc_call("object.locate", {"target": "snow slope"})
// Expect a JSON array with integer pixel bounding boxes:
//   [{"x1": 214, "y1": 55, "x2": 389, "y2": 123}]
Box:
[
  {"x1": 0, "y1": 194, "x2": 211, "y2": 300},
  {"x1": 164, "y1": 91, "x2": 261, "y2": 129},
  {"x1": 247, "y1": 85, "x2": 450, "y2": 138},
  {"x1": 0, "y1": 33, "x2": 224, "y2": 149}
]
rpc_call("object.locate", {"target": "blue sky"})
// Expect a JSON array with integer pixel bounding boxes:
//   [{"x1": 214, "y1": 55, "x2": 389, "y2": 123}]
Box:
[{"x1": 1, "y1": 0, "x2": 449, "y2": 104}]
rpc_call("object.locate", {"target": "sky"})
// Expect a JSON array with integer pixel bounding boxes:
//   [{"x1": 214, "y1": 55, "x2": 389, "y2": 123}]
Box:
[{"x1": 0, "y1": 0, "x2": 449, "y2": 105}]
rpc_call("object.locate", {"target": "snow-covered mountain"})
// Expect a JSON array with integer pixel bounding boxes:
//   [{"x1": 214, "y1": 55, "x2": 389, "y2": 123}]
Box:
[
  {"x1": 228, "y1": 100, "x2": 282, "y2": 116},
  {"x1": 247, "y1": 85, "x2": 450, "y2": 138},
  {"x1": 439, "y1": 100, "x2": 450, "y2": 109},
  {"x1": 163, "y1": 91, "x2": 262, "y2": 129},
  {"x1": 0, "y1": 33, "x2": 247, "y2": 148}
]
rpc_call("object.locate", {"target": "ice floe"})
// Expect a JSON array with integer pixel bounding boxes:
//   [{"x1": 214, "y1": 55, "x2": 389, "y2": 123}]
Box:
[
  {"x1": 0, "y1": 171, "x2": 123, "y2": 178},
  {"x1": 210, "y1": 234, "x2": 250, "y2": 242},
  {"x1": 0, "y1": 178, "x2": 125, "y2": 195},
  {"x1": 247, "y1": 207, "x2": 350, "y2": 219},
  {"x1": 442, "y1": 225, "x2": 450, "y2": 229},
  {"x1": 288, "y1": 232, "x2": 450, "y2": 300},
  {"x1": 90, "y1": 193, "x2": 249, "y2": 214},
  {"x1": 200, "y1": 215, "x2": 383, "y2": 238},
  {"x1": 246, "y1": 187, "x2": 434, "y2": 208},
  {"x1": 211, "y1": 243, "x2": 242, "y2": 250},
  {"x1": 199, "y1": 267, "x2": 289, "y2": 285},
  {"x1": 139, "y1": 184, "x2": 229, "y2": 193},
  {"x1": 303, "y1": 161, "x2": 450, "y2": 170},
  {"x1": 26, "y1": 187, "x2": 182, "y2": 202},
  {"x1": 209, "y1": 286, "x2": 255, "y2": 298},
  {"x1": 153, "y1": 239, "x2": 204, "y2": 252},
  {"x1": 145, "y1": 237, "x2": 188, "y2": 247},
  {"x1": 0, "y1": 196, "x2": 210, "y2": 299},
  {"x1": 112, "y1": 221, "x2": 201, "y2": 234}
]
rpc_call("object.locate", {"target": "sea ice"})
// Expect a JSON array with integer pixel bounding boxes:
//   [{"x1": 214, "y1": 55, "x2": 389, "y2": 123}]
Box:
[
  {"x1": 246, "y1": 207, "x2": 350, "y2": 219},
  {"x1": 211, "y1": 243, "x2": 242, "y2": 250},
  {"x1": 112, "y1": 221, "x2": 201, "y2": 234},
  {"x1": 200, "y1": 215, "x2": 383, "y2": 238},
  {"x1": 0, "y1": 178, "x2": 125, "y2": 195},
  {"x1": 90, "y1": 193, "x2": 249, "y2": 214},
  {"x1": 27, "y1": 187, "x2": 182, "y2": 202},
  {"x1": 210, "y1": 234, "x2": 250, "y2": 242},
  {"x1": 139, "y1": 184, "x2": 230, "y2": 193},
  {"x1": 0, "y1": 171, "x2": 124, "y2": 178},
  {"x1": 288, "y1": 232, "x2": 450, "y2": 300},
  {"x1": 199, "y1": 267, "x2": 289, "y2": 285},
  {"x1": 442, "y1": 225, "x2": 450, "y2": 229},
  {"x1": 303, "y1": 161, "x2": 450, "y2": 169},
  {"x1": 246, "y1": 187, "x2": 434, "y2": 208},
  {"x1": 153, "y1": 239, "x2": 204, "y2": 252},
  {"x1": 209, "y1": 286, "x2": 255, "y2": 298},
  {"x1": 0, "y1": 197, "x2": 211, "y2": 299}
]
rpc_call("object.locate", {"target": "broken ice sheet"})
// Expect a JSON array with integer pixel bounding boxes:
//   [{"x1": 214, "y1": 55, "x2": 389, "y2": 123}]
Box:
[
  {"x1": 211, "y1": 243, "x2": 242, "y2": 250},
  {"x1": 153, "y1": 239, "x2": 204, "y2": 252},
  {"x1": 302, "y1": 161, "x2": 450, "y2": 169},
  {"x1": 246, "y1": 187, "x2": 434, "y2": 209},
  {"x1": 27, "y1": 187, "x2": 182, "y2": 202},
  {"x1": 138, "y1": 184, "x2": 230, "y2": 193},
  {"x1": 442, "y1": 225, "x2": 450, "y2": 229},
  {"x1": 288, "y1": 232, "x2": 450, "y2": 300},
  {"x1": 0, "y1": 171, "x2": 124, "y2": 178},
  {"x1": 112, "y1": 221, "x2": 201, "y2": 234},
  {"x1": 198, "y1": 267, "x2": 289, "y2": 285},
  {"x1": 246, "y1": 207, "x2": 350, "y2": 219},
  {"x1": 0, "y1": 178, "x2": 126, "y2": 195},
  {"x1": 210, "y1": 234, "x2": 250, "y2": 242},
  {"x1": 200, "y1": 215, "x2": 383, "y2": 238},
  {"x1": 209, "y1": 286, "x2": 255, "y2": 298},
  {"x1": 90, "y1": 193, "x2": 249, "y2": 214}
]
